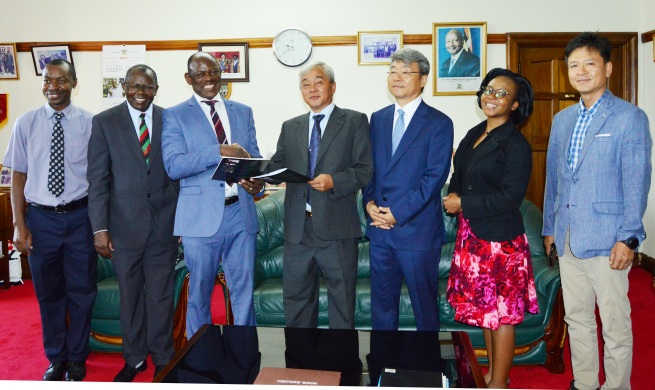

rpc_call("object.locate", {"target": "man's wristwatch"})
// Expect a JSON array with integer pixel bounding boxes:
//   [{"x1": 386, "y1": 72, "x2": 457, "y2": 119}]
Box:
[{"x1": 620, "y1": 237, "x2": 639, "y2": 250}]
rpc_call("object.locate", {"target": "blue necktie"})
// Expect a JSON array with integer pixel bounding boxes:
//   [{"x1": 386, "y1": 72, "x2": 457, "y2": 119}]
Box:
[
  {"x1": 308, "y1": 114, "x2": 324, "y2": 205},
  {"x1": 391, "y1": 109, "x2": 405, "y2": 156}
]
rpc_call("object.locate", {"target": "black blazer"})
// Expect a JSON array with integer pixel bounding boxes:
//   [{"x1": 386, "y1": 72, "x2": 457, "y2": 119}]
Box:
[{"x1": 447, "y1": 120, "x2": 532, "y2": 242}]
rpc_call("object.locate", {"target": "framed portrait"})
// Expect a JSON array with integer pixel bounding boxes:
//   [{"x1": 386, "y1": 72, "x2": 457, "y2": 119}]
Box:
[
  {"x1": 199, "y1": 42, "x2": 249, "y2": 82},
  {"x1": 357, "y1": 31, "x2": 403, "y2": 65},
  {"x1": 0, "y1": 43, "x2": 19, "y2": 80},
  {"x1": 433, "y1": 22, "x2": 487, "y2": 96},
  {"x1": 31, "y1": 44, "x2": 74, "y2": 76}
]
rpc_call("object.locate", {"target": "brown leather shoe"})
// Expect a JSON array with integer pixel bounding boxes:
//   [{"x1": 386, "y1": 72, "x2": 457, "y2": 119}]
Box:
[
  {"x1": 65, "y1": 361, "x2": 86, "y2": 381},
  {"x1": 43, "y1": 362, "x2": 66, "y2": 381}
]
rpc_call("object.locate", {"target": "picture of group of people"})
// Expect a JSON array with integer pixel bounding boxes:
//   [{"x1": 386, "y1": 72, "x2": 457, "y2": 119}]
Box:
[
  {"x1": 37, "y1": 50, "x2": 69, "y2": 71},
  {"x1": 363, "y1": 40, "x2": 398, "y2": 59},
  {"x1": 212, "y1": 52, "x2": 240, "y2": 74},
  {"x1": 0, "y1": 45, "x2": 17, "y2": 78}
]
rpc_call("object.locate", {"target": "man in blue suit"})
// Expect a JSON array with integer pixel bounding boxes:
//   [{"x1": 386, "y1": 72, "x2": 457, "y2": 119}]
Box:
[
  {"x1": 363, "y1": 48, "x2": 454, "y2": 331},
  {"x1": 162, "y1": 52, "x2": 264, "y2": 338},
  {"x1": 543, "y1": 32, "x2": 651, "y2": 390}
]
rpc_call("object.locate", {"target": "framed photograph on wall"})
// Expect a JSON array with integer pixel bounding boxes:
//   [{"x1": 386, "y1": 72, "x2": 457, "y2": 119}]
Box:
[
  {"x1": 31, "y1": 44, "x2": 74, "y2": 76},
  {"x1": 358, "y1": 31, "x2": 403, "y2": 65},
  {"x1": 0, "y1": 43, "x2": 19, "y2": 80},
  {"x1": 199, "y1": 42, "x2": 249, "y2": 82},
  {"x1": 433, "y1": 22, "x2": 486, "y2": 96}
]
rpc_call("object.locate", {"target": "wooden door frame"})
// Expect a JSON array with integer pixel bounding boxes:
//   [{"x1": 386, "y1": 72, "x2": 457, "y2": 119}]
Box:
[{"x1": 506, "y1": 32, "x2": 638, "y2": 104}]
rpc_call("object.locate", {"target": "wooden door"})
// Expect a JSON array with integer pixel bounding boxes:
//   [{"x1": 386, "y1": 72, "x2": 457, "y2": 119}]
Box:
[{"x1": 506, "y1": 33, "x2": 638, "y2": 210}]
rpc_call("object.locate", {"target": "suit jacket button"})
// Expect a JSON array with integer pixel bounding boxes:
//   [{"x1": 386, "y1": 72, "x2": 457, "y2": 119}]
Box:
[
  {"x1": 467, "y1": 185, "x2": 472, "y2": 190},
  {"x1": 147, "y1": 170, "x2": 151, "y2": 175},
  {"x1": 382, "y1": 197, "x2": 387, "y2": 202},
  {"x1": 220, "y1": 183, "x2": 224, "y2": 188},
  {"x1": 147, "y1": 193, "x2": 151, "y2": 198}
]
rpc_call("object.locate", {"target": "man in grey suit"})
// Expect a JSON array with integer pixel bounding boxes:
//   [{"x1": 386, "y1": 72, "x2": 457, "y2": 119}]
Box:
[
  {"x1": 543, "y1": 32, "x2": 651, "y2": 390},
  {"x1": 268, "y1": 62, "x2": 372, "y2": 329},
  {"x1": 87, "y1": 64, "x2": 179, "y2": 382}
]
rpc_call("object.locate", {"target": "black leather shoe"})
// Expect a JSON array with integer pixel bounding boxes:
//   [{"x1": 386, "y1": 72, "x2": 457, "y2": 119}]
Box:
[
  {"x1": 43, "y1": 362, "x2": 66, "y2": 381},
  {"x1": 569, "y1": 380, "x2": 599, "y2": 390},
  {"x1": 114, "y1": 362, "x2": 147, "y2": 382},
  {"x1": 65, "y1": 361, "x2": 86, "y2": 381},
  {"x1": 153, "y1": 365, "x2": 166, "y2": 380}
]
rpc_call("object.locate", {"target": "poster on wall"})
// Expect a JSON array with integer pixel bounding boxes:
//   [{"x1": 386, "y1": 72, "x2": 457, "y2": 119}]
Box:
[
  {"x1": 433, "y1": 22, "x2": 487, "y2": 96},
  {"x1": 102, "y1": 45, "x2": 146, "y2": 108}
]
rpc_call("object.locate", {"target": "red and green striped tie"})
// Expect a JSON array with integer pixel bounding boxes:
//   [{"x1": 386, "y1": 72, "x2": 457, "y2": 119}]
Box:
[{"x1": 139, "y1": 113, "x2": 150, "y2": 165}]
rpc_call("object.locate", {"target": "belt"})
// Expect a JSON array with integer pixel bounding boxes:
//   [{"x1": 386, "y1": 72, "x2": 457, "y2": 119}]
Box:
[
  {"x1": 225, "y1": 196, "x2": 239, "y2": 206},
  {"x1": 306, "y1": 211, "x2": 312, "y2": 217},
  {"x1": 30, "y1": 196, "x2": 88, "y2": 214}
]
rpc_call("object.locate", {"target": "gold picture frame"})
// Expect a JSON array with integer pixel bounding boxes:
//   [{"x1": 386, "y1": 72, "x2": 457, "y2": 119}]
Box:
[
  {"x1": 432, "y1": 22, "x2": 487, "y2": 96},
  {"x1": 0, "y1": 43, "x2": 19, "y2": 80},
  {"x1": 357, "y1": 31, "x2": 403, "y2": 65}
]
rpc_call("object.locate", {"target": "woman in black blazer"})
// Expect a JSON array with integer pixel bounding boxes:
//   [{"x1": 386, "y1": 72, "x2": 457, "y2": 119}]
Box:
[{"x1": 443, "y1": 68, "x2": 538, "y2": 389}]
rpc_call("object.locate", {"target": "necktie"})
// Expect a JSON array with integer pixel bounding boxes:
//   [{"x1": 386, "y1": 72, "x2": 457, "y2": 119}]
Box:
[
  {"x1": 391, "y1": 109, "x2": 405, "y2": 156},
  {"x1": 308, "y1": 114, "x2": 324, "y2": 205},
  {"x1": 48, "y1": 112, "x2": 65, "y2": 197},
  {"x1": 139, "y1": 113, "x2": 150, "y2": 165},
  {"x1": 202, "y1": 100, "x2": 227, "y2": 144},
  {"x1": 449, "y1": 57, "x2": 456, "y2": 73}
]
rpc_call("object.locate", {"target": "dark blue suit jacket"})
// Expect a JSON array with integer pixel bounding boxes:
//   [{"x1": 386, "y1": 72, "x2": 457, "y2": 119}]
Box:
[{"x1": 363, "y1": 100, "x2": 454, "y2": 251}]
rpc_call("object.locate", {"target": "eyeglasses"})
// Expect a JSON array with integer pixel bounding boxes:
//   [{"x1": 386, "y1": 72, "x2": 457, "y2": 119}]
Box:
[
  {"x1": 387, "y1": 70, "x2": 421, "y2": 78},
  {"x1": 481, "y1": 86, "x2": 509, "y2": 99},
  {"x1": 126, "y1": 84, "x2": 156, "y2": 93}
]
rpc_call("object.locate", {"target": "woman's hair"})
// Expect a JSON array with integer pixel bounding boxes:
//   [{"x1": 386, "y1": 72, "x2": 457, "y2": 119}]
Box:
[{"x1": 476, "y1": 68, "x2": 534, "y2": 124}]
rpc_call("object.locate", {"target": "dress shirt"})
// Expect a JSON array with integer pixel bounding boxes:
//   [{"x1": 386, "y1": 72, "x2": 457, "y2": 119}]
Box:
[
  {"x1": 306, "y1": 102, "x2": 335, "y2": 211},
  {"x1": 3, "y1": 103, "x2": 93, "y2": 206},
  {"x1": 393, "y1": 96, "x2": 422, "y2": 134},
  {"x1": 193, "y1": 93, "x2": 238, "y2": 197},
  {"x1": 567, "y1": 90, "x2": 607, "y2": 170},
  {"x1": 126, "y1": 102, "x2": 153, "y2": 140}
]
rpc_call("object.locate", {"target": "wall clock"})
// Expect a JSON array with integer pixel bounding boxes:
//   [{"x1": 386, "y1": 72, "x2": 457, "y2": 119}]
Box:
[{"x1": 272, "y1": 28, "x2": 313, "y2": 67}]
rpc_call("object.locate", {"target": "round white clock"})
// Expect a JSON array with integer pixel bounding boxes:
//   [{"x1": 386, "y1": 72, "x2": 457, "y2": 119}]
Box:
[{"x1": 272, "y1": 28, "x2": 313, "y2": 67}]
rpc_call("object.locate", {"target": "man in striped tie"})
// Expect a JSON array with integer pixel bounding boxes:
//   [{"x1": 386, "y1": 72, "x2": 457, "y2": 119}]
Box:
[
  {"x1": 87, "y1": 64, "x2": 180, "y2": 382},
  {"x1": 162, "y1": 52, "x2": 264, "y2": 338}
]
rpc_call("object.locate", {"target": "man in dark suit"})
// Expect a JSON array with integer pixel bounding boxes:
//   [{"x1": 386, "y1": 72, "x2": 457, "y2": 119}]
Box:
[
  {"x1": 268, "y1": 62, "x2": 372, "y2": 329},
  {"x1": 87, "y1": 64, "x2": 179, "y2": 381},
  {"x1": 232, "y1": 55, "x2": 240, "y2": 73},
  {"x1": 439, "y1": 29, "x2": 480, "y2": 78},
  {"x1": 363, "y1": 48, "x2": 454, "y2": 331},
  {"x1": 162, "y1": 52, "x2": 263, "y2": 337}
]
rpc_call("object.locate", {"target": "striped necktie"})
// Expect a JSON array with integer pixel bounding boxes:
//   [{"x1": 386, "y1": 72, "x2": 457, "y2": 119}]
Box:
[
  {"x1": 48, "y1": 112, "x2": 65, "y2": 197},
  {"x1": 139, "y1": 113, "x2": 150, "y2": 165},
  {"x1": 203, "y1": 100, "x2": 227, "y2": 144}
]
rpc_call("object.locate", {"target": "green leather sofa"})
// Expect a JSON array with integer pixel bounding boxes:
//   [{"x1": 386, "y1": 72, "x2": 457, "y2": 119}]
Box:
[
  {"x1": 253, "y1": 185, "x2": 566, "y2": 373},
  {"x1": 89, "y1": 246, "x2": 192, "y2": 353}
]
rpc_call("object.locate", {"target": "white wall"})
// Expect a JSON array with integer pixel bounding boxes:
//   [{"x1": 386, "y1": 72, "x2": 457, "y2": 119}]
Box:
[{"x1": 1, "y1": 0, "x2": 653, "y2": 251}]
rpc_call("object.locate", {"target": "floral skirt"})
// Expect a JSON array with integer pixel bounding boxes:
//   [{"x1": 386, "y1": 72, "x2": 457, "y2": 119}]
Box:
[{"x1": 447, "y1": 214, "x2": 539, "y2": 330}]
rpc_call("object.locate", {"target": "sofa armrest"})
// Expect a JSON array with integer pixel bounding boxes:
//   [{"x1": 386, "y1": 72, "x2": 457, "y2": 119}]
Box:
[
  {"x1": 531, "y1": 255, "x2": 561, "y2": 318},
  {"x1": 96, "y1": 255, "x2": 114, "y2": 282}
]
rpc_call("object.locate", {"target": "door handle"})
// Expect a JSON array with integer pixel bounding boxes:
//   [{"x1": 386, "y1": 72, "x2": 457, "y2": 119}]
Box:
[{"x1": 563, "y1": 94, "x2": 576, "y2": 98}]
